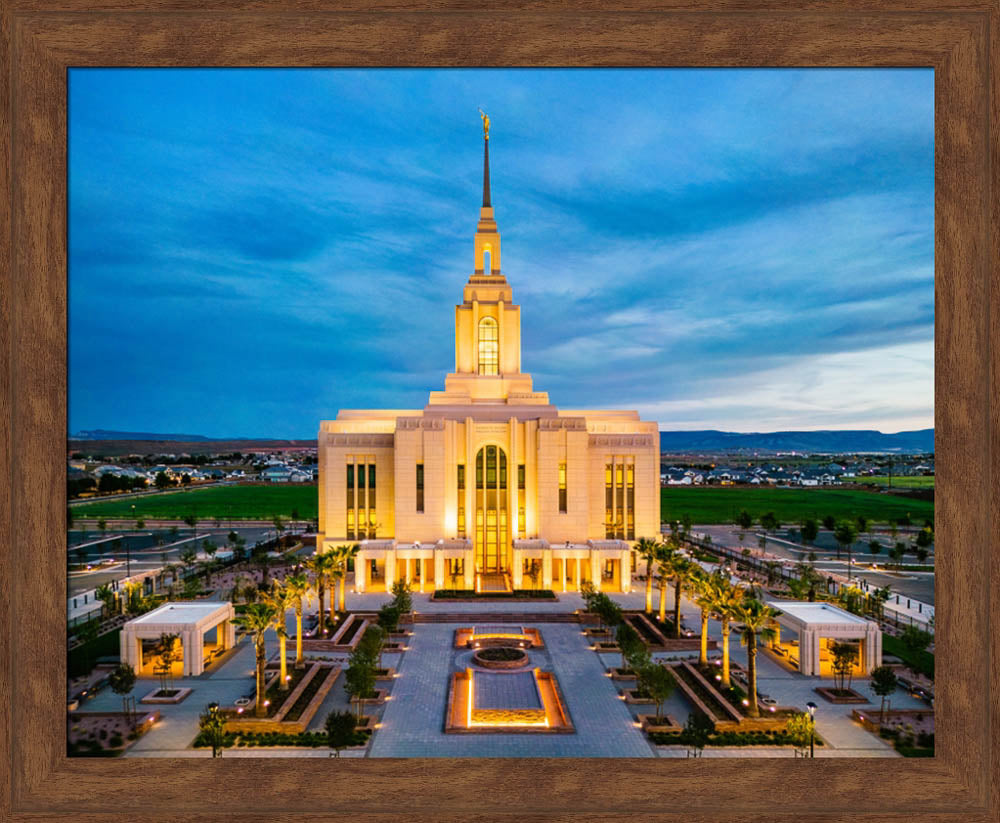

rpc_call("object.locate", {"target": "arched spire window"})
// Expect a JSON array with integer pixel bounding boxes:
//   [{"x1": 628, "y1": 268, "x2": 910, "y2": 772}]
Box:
[{"x1": 478, "y1": 317, "x2": 499, "y2": 375}]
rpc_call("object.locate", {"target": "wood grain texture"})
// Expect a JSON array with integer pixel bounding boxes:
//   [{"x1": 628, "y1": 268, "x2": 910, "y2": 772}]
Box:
[{"x1": 1, "y1": 2, "x2": 996, "y2": 821}]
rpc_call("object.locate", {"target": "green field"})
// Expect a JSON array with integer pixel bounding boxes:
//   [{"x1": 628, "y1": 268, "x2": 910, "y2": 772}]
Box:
[
  {"x1": 661, "y1": 486, "x2": 933, "y2": 525},
  {"x1": 73, "y1": 482, "x2": 933, "y2": 526},
  {"x1": 72, "y1": 484, "x2": 319, "y2": 521},
  {"x1": 863, "y1": 475, "x2": 935, "y2": 489}
]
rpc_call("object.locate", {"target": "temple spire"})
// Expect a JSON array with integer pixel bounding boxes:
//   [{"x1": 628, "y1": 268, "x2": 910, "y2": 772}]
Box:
[
  {"x1": 479, "y1": 108, "x2": 491, "y2": 207},
  {"x1": 483, "y1": 134, "x2": 492, "y2": 207}
]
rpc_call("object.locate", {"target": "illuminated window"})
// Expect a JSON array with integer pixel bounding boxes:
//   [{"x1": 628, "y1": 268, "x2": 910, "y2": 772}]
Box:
[
  {"x1": 478, "y1": 317, "x2": 499, "y2": 375},
  {"x1": 518, "y1": 464, "x2": 525, "y2": 490},
  {"x1": 458, "y1": 506, "x2": 466, "y2": 538},
  {"x1": 457, "y1": 464, "x2": 465, "y2": 490},
  {"x1": 518, "y1": 505, "x2": 525, "y2": 536},
  {"x1": 558, "y1": 462, "x2": 567, "y2": 513},
  {"x1": 368, "y1": 464, "x2": 376, "y2": 489},
  {"x1": 416, "y1": 463, "x2": 424, "y2": 513}
]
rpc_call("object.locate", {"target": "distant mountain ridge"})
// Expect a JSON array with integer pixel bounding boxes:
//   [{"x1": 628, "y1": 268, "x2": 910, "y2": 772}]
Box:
[
  {"x1": 73, "y1": 429, "x2": 216, "y2": 441},
  {"x1": 658, "y1": 429, "x2": 934, "y2": 454}
]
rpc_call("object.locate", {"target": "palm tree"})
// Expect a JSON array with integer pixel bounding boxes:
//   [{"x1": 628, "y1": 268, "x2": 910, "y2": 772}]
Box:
[
  {"x1": 693, "y1": 570, "x2": 718, "y2": 666},
  {"x1": 233, "y1": 601, "x2": 279, "y2": 717},
  {"x1": 710, "y1": 577, "x2": 746, "y2": 687},
  {"x1": 283, "y1": 571, "x2": 310, "y2": 669},
  {"x1": 734, "y1": 597, "x2": 781, "y2": 717},
  {"x1": 670, "y1": 556, "x2": 699, "y2": 638},
  {"x1": 305, "y1": 551, "x2": 336, "y2": 637},
  {"x1": 634, "y1": 537, "x2": 660, "y2": 614},
  {"x1": 328, "y1": 544, "x2": 358, "y2": 614},
  {"x1": 266, "y1": 582, "x2": 293, "y2": 691},
  {"x1": 655, "y1": 543, "x2": 677, "y2": 623}
]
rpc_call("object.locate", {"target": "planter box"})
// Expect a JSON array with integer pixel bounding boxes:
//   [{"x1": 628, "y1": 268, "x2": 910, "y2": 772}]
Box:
[
  {"x1": 350, "y1": 688, "x2": 388, "y2": 707},
  {"x1": 622, "y1": 688, "x2": 655, "y2": 705},
  {"x1": 592, "y1": 642, "x2": 621, "y2": 652},
  {"x1": 140, "y1": 687, "x2": 192, "y2": 704},
  {"x1": 637, "y1": 713, "x2": 682, "y2": 733},
  {"x1": 815, "y1": 686, "x2": 869, "y2": 704},
  {"x1": 374, "y1": 667, "x2": 397, "y2": 681},
  {"x1": 610, "y1": 667, "x2": 637, "y2": 681}
]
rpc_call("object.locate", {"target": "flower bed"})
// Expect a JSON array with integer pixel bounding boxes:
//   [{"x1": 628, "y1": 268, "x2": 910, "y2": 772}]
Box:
[
  {"x1": 432, "y1": 589, "x2": 557, "y2": 601},
  {"x1": 284, "y1": 666, "x2": 335, "y2": 722},
  {"x1": 649, "y1": 729, "x2": 825, "y2": 748},
  {"x1": 193, "y1": 727, "x2": 371, "y2": 749}
]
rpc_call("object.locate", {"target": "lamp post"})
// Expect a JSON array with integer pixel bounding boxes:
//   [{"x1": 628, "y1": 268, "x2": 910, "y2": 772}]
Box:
[{"x1": 806, "y1": 701, "x2": 817, "y2": 758}]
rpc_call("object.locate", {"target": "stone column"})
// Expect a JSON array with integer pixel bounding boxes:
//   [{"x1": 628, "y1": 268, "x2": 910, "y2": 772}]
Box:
[
  {"x1": 216, "y1": 622, "x2": 225, "y2": 648},
  {"x1": 542, "y1": 548, "x2": 553, "y2": 590},
  {"x1": 185, "y1": 630, "x2": 204, "y2": 677},
  {"x1": 561, "y1": 557, "x2": 567, "y2": 593},
  {"x1": 463, "y1": 547, "x2": 475, "y2": 589},
  {"x1": 620, "y1": 548, "x2": 631, "y2": 593},
  {"x1": 226, "y1": 619, "x2": 235, "y2": 649},
  {"x1": 355, "y1": 550, "x2": 367, "y2": 593},
  {"x1": 591, "y1": 552, "x2": 601, "y2": 593},
  {"x1": 419, "y1": 557, "x2": 426, "y2": 593},
  {"x1": 434, "y1": 551, "x2": 445, "y2": 590},
  {"x1": 384, "y1": 552, "x2": 396, "y2": 591},
  {"x1": 512, "y1": 548, "x2": 523, "y2": 588}
]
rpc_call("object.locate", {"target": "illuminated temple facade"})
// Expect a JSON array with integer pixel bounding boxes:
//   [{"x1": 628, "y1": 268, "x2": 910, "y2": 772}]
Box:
[{"x1": 318, "y1": 126, "x2": 659, "y2": 593}]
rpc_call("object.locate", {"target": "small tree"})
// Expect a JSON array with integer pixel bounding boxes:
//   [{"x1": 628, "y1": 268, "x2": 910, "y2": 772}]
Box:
[
  {"x1": 759, "y1": 511, "x2": 779, "y2": 533},
  {"x1": 638, "y1": 663, "x2": 675, "y2": 723},
  {"x1": 833, "y1": 520, "x2": 859, "y2": 565},
  {"x1": 822, "y1": 515, "x2": 836, "y2": 531},
  {"x1": 325, "y1": 710, "x2": 357, "y2": 757},
  {"x1": 155, "y1": 633, "x2": 180, "y2": 693},
  {"x1": 183, "y1": 513, "x2": 197, "y2": 530},
  {"x1": 786, "y1": 711, "x2": 816, "y2": 758},
  {"x1": 800, "y1": 518, "x2": 819, "y2": 546},
  {"x1": 900, "y1": 625, "x2": 932, "y2": 656},
  {"x1": 377, "y1": 603, "x2": 402, "y2": 635},
  {"x1": 870, "y1": 665, "x2": 898, "y2": 726},
  {"x1": 868, "y1": 539, "x2": 882, "y2": 557},
  {"x1": 829, "y1": 641, "x2": 859, "y2": 691},
  {"x1": 390, "y1": 580, "x2": 412, "y2": 614},
  {"x1": 135, "y1": 517, "x2": 145, "y2": 530},
  {"x1": 684, "y1": 711, "x2": 713, "y2": 757},
  {"x1": 155, "y1": 471, "x2": 170, "y2": 489},
  {"x1": 344, "y1": 655, "x2": 376, "y2": 724},
  {"x1": 199, "y1": 702, "x2": 227, "y2": 758},
  {"x1": 358, "y1": 625, "x2": 386, "y2": 671},
  {"x1": 855, "y1": 515, "x2": 869, "y2": 535},
  {"x1": 108, "y1": 662, "x2": 137, "y2": 725},
  {"x1": 97, "y1": 518, "x2": 107, "y2": 535},
  {"x1": 95, "y1": 583, "x2": 116, "y2": 617},
  {"x1": 736, "y1": 509, "x2": 753, "y2": 530}
]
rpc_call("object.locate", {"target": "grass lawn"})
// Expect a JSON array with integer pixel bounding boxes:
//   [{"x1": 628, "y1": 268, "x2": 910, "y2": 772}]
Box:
[
  {"x1": 863, "y1": 476, "x2": 935, "y2": 489},
  {"x1": 661, "y1": 487, "x2": 934, "y2": 525},
  {"x1": 73, "y1": 481, "x2": 933, "y2": 526},
  {"x1": 72, "y1": 484, "x2": 318, "y2": 521}
]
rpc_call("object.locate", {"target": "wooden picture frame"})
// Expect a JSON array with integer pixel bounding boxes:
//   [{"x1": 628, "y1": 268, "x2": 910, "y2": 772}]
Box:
[{"x1": 2, "y1": 2, "x2": 996, "y2": 821}]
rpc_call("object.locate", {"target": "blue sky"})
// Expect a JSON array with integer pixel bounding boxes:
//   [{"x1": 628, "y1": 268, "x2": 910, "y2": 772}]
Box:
[{"x1": 69, "y1": 68, "x2": 933, "y2": 439}]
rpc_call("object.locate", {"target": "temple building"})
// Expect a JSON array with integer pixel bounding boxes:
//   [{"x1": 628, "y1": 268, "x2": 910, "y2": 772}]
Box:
[{"x1": 318, "y1": 118, "x2": 659, "y2": 593}]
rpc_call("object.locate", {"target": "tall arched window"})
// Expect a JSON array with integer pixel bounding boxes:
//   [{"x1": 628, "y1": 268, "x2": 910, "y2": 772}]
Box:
[{"x1": 478, "y1": 316, "x2": 499, "y2": 375}]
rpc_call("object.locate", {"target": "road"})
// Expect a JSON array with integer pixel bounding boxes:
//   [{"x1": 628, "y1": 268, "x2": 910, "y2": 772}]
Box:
[
  {"x1": 692, "y1": 524, "x2": 935, "y2": 606},
  {"x1": 67, "y1": 526, "x2": 275, "y2": 596}
]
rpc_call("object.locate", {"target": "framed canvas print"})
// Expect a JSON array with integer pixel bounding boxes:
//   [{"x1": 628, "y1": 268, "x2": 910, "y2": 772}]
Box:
[{"x1": 3, "y1": 2, "x2": 997, "y2": 822}]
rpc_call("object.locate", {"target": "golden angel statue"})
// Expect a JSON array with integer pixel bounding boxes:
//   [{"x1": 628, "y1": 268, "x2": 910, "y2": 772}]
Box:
[{"x1": 478, "y1": 107, "x2": 490, "y2": 139}]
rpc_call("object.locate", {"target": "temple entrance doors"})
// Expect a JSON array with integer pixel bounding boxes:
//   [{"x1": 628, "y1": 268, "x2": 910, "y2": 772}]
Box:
[{"x1": 474, "y1": 445, "x2": 509, "y2": 574}]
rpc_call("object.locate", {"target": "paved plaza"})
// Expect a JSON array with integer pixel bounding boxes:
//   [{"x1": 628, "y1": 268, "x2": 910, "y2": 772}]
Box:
[{"x1": 73, "y1": 586, "x2": 927, "y2": 757}]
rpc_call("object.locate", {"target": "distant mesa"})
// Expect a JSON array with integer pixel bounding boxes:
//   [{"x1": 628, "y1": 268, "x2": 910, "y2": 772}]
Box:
[
  {"x1": 658, "y1": 429, "x2": 934, "y2": 454},
  {"x1": 72, "y1": 429, "x2": 214, "y2": 441}
]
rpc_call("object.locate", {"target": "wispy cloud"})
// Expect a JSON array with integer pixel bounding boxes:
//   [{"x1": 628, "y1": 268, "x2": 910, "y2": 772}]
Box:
[{"x1": 69, "y1": 68, "x2": 933, "y2": 437}]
